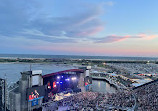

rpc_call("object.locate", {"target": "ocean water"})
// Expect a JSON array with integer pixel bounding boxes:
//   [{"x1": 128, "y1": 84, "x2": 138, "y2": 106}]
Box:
[
  {"x1": 0, "y1": 54, "x2": 158, "y2": 61},
  {"x1": 0, "y1": 63, "x2": 77, "y2": 84},
  {"x1": 92, "y1": 80, "x2": 116, "y2": 93}
]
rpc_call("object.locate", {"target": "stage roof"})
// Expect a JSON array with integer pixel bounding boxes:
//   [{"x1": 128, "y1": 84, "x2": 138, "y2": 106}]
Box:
[{"x1": 42, "y1": 69, "x2": 84, "y2": 78}]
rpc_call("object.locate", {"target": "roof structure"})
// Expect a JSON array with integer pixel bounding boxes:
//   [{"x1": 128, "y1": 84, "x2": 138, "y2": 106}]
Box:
[{"x1": 42, "y1": 69, "x2": 84, "y2": 78}]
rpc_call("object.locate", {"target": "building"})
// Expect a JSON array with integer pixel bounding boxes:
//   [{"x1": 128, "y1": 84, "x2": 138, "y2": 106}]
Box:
[
  {"x1": 0, "y1": 78, "x2": 7, "y2": 111},
  {"x1": 9, "y1": 70, "x2": 43, "y2": 111}
]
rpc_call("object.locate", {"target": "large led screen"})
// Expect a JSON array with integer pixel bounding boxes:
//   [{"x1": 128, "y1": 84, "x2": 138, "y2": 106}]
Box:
[
  {"x1": 84, "y1": 76, "x2": 92, "y2": 86},
  {"x1": 27, "y1": 86, "x2": 45, "y2": 102}
]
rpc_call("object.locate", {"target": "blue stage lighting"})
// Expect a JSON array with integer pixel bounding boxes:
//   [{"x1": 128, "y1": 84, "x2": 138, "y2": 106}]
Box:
[
  {"x1": 56, "y1": 82, "x2": 59, "y2": 84},
  {"x1": 60, "y1": 82, "x2": 62, "y2": 84},
  {"x1": 65, "y1": 78, "x2": 70, "y2": 81},
  {"x1": 71, "y1": 77, "x2": 77, "y2": 81},
  {"x1": 62, "y1": 76, "x2": 63, "y2": 78},
  {"x1": 57, "y1": 76, "x2": 60, "y2": 79}
]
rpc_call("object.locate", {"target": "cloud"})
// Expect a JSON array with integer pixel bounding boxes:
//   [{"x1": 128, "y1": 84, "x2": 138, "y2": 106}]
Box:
[
  {"x1": 0, "y1": 0, "x2": 105, "y2": 44},
  {"x1": 0, "y1": 0, "x2": 28, "y2": 35},
  {"x1": 1, "y1": 0, "x2": 157, "y2": 46},
  {"x1": 30, "y1": 4, "x2": 104, "y2": 38},
  {"x1": 130, "y1": 33, "x2": 158, "y2": 40},
  {"x1": 92, "y1": 33, "x2": 158, "y2": 43},
  {"x1": 95, "y1": 35, "x2": 129, "y2": 43},
  {"x1": 19, "y1": 29, "x2": 77, "y2": 43}
]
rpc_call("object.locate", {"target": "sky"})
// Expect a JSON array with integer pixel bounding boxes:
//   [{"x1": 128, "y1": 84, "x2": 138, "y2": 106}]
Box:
[{"x1": 0, "y1": 0, "x2": 158, "y2": 57}]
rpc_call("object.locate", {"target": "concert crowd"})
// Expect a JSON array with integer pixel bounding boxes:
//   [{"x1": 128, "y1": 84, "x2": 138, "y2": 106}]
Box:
[
  {"x1": 43, "y1": 80, "x2": 158, "y2": 111},
  {"x1": 133, "y1": 81, "x2": 158, "y2": 111},
  {"x1": 56, "y1": 92, "x2": 134, "y2": 111}
]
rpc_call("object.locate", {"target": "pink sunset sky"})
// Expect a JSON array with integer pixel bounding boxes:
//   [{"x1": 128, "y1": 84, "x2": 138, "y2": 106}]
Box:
[{"x1": 0, "y1": 0, "x2": 158, "y2": 57}]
